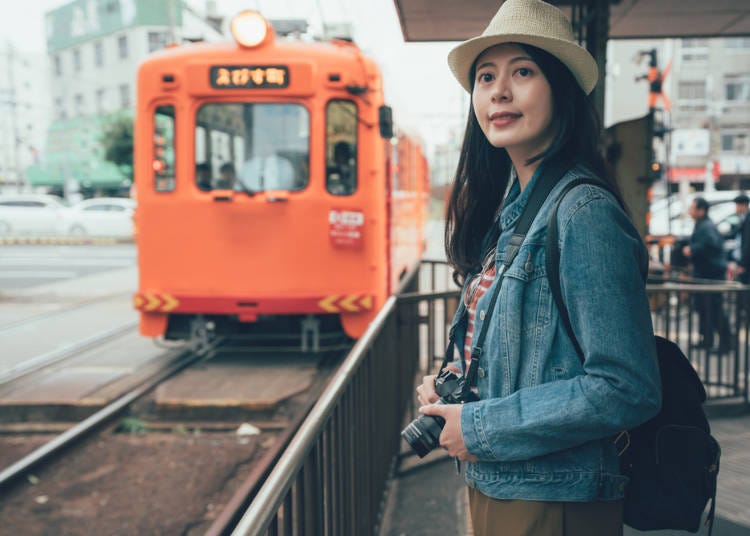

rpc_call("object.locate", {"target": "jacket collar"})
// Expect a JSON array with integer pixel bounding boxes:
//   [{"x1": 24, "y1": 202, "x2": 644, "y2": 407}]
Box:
[{"x1": 499, "y1": 161, "x2": 547, "y2": 231}]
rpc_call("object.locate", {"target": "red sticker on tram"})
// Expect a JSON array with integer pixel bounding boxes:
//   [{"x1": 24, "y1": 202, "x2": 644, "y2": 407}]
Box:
[{"x1": 329, "y1": 209, "x2": 364, "y2": 248}]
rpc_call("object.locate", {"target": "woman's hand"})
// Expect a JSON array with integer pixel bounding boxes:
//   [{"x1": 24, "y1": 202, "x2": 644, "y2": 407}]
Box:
[
  {"x1": 416, "y1": 374, "x2": 440, "y2": 406},
  {"x1": 419, "y1": 403, "x2": 478, "y2": 462}
]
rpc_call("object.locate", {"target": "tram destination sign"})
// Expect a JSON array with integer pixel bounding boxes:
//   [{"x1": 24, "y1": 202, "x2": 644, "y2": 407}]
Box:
[{"x1": 210, "y1": 65, "x2": 289, "y2": 89}]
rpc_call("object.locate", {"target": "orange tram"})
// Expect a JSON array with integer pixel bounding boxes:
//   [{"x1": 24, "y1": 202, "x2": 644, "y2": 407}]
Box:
[{"x1": 132, "y1": 11, "x2": 429, "y2": 345}]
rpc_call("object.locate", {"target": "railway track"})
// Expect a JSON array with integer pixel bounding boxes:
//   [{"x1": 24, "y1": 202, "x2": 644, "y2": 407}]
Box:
[
  {"x1": 0, "y1": 290, "x2": 133, "y2": 333},
  {"x1": 0, "y1": 342, "x2": 204, "y2": 488},
  {"x1": 0, "y1": 320, "x2": 138, "y2": 386},
  {"x1": 0, "y1": 335, "x2": 349, "y2": 535}
]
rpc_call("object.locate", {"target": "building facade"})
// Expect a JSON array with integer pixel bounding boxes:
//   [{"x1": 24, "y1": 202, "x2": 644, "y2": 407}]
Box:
[
  {"x1": 606, "y1": 37, "x2": 750, "y2": 193},
  {"x1": 31, "y1": 0, "x2": 223, "y2": 196},
  {"x1": 0, "y1": 45, "x2": 51, "y2": 191}
]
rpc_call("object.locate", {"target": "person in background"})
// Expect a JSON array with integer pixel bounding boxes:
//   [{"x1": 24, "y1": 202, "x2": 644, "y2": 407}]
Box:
[
  {"x1": 683, "y1": 197, "x2": 732, "y2": 351},
  {"x1": 327, "y1": 141, "x2": 355, "y2": 195},
  {"x1": 213, "y1": 162, "x2": 236, "y2": 190},
  {"x1": 196, "y1": 162, "x2": 212, "y2": 191},
  {"x1": 415, "y1": 0, "x2": 661, "y2": 534},
  {"x1": 238, "y1": 140, "x2": 295, "y2": 191},
  {"x1": 729, "y1": 194, "x2": 750, "y2": 283}
]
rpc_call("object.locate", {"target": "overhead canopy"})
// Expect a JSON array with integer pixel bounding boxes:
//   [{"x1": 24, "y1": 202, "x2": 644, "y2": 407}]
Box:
[{"x1": 393, "y1": 0, "x2": 750, "y2": 42}]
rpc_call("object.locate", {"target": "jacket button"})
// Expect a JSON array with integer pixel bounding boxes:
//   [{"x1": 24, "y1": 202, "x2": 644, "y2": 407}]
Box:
[
  {"x1": 478, "y1": 367, "x2": 485, "y2": 378},
  {"x1": 479, "y1": 310, "x2": 486, "y2": 320}
]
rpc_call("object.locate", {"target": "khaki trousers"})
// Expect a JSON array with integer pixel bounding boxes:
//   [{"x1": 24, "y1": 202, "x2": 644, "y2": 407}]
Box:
[{"x1": 468, "y1": 487, "x2": 623, "y2": 536}]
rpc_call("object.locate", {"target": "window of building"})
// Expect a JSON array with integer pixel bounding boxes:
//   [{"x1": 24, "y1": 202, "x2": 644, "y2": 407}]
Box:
[
  {"x1": 683, "y1": 38, "x2": 709, "y2": 48},
  {"x1": 73, "y1": 48, "x2": 81, "y2": 71},
  {"x1": 725, "y1": 76, "x2": 750, "y2": 101},
  {"x1": 119, "y1": 83, "x2": 130, "y2": 109},
  {"x1": 94, "y1": 41, "x2": 104, "y2": 67},
  {"x1": 148, "y1": 32, "x2": 169, "y2": 53},
  {"x1": 74, "y1": 93, "x2": 85, "y2": 116},
  {"x1": 154, "y1": 105, "x2": 176, "y2": 192},
  {"x1": 678, "y1": 81, "x2": 706, "y2": 101},
  {"x1": 726, "y1": 38, "x2": 750, "y2": 49},
  {"x1": 118, "y1": 35, "x2": 128, "y2": 59},
  {"x1": 194, "y1": 103, "x2": 310, "y2": 192},
  {"x1": 325, "y1": 100, "x2": 357, "y2": 196},
  {"x1": 96, "y1": 88, "x2": 106, "y2": 113},
  {"x1": 54, "y1": 55, "x2": 62, "y2": 76},
  {"x1": 721, "y1": 131, "x2": 749, "y2": 152},
  {"x1": 680, "y1": 38, "x2": 708, "y2": 62},
  {"x1": 55, "y1": 97, "x2": 66, "y2": 119}
]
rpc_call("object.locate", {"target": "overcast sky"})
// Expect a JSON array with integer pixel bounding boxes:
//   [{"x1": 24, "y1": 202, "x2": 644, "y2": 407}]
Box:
[{"x1": 0, "y1": 0, "x2": 468, "y2": 153}]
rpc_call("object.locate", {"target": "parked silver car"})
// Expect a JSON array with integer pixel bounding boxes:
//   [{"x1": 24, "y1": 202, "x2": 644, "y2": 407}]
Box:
[{"x1": 64, "y1": 198, "x2": 136, "y2": 238}]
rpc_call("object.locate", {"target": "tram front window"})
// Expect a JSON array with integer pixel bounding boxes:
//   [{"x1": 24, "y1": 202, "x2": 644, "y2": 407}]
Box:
[{"x1": 195, "y1": 103, "x2": 309, "y2": 192}]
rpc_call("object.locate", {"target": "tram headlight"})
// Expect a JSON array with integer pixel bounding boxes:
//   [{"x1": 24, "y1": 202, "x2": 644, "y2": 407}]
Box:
[{"x1": 230, "y1": 10, "x2": 271, "y2": 48}]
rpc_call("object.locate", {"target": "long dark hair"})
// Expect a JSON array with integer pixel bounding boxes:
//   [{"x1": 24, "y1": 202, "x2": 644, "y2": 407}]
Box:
[{"x1": 445, "y1": 43, "x2": 622, "y2": 284}]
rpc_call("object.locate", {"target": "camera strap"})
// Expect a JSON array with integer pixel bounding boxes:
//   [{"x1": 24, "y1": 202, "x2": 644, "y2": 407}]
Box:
[{"x1": 442, "y1": 157, "x2": 574, "y2": 399}]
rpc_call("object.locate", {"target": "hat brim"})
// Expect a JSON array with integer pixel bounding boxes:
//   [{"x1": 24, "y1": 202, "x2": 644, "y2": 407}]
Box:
[{"x1": 448, "y1": 33, "x2": 599, "y2": 95}]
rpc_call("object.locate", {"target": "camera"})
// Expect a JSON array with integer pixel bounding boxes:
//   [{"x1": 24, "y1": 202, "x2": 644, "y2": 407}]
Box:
[{"x1": 401, "y1": 368, "x2": 479, "y2": 458}]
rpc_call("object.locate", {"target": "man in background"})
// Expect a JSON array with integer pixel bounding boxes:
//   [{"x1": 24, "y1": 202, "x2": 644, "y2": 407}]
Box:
[
  {"x1": 238, "y1": 140, "x2": 295, "y2": 191},
  {"x1": 730, "y1": 194, "x2": 750, "y2": 283},
  {"x1": 683, "y1": 197, "x2": 732, "y2": 351},
  {"x1": 213, "y1": 163, "x2": 236, "y2": 190}
]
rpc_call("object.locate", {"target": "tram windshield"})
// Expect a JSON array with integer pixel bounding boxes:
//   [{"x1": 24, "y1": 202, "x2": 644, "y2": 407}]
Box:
[{"x1": 195, "y1": 103, "x2": 309, "y2": 193}]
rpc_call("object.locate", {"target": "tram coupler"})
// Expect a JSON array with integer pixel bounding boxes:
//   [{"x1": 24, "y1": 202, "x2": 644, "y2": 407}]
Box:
[
  {"x1": 190, "y1": 315, "x2": 215, "y2": 353},
  {"x1": 301, "y1": 315, "x2": 320, "y2": 353}
]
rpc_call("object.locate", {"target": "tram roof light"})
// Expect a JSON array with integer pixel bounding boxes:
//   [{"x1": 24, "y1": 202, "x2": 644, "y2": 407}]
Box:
[{"x1": 231, "y1": 10, "x2": 272, "y2": 48}]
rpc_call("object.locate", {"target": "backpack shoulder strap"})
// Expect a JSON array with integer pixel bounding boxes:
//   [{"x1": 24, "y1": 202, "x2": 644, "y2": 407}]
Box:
[{"x1": 545, "y1": 178, "x2": 619, "y2": 364}]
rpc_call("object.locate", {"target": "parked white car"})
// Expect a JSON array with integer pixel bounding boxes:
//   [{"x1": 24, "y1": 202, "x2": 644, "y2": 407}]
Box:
[
  {"x1": 65, "y1": 198, "x2": 136, "y2": 238},
  {"x1": 0, "y1": 194, "x2": 69, "y2": 236}
]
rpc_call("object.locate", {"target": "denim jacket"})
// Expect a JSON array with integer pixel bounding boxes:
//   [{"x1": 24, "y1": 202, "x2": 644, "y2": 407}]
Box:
[{"x1": 451, "y1": 162, "x2": 661, "y2": 502}]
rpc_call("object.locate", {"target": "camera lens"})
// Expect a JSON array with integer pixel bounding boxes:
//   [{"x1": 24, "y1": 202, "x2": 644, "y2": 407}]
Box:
[{"x1": 401, "y1": 412, "x2": 445, "y2": 458}]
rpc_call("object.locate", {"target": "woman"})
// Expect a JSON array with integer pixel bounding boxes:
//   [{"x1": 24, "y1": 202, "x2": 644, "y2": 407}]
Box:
[{"x1": 416, "y1": 0, "x2": 661, "y2": 534}]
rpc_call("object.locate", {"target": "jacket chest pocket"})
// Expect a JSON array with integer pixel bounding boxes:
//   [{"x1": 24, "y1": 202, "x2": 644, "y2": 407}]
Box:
[{"x1": 501, "y1": 243, "x2": 552, "y2": 335}]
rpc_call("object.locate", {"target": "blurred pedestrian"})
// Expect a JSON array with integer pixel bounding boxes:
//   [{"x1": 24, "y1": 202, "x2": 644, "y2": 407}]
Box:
[
  {"x1": 196, "y1": 162, "x2": 212, "y2": 191},
  {"x1": 327, "y1": 141, "x2": 355, "y2": 195},
  {"x1": 213, "y1": 162, "x2": 236, "y2": 190},
  {"x1": 730, "y1": 194, "x2": 750, "y2": 283},
  {"x1": 415, "y1": 1, "x2": 660, "y2": 534},
  {"x1": 238, "y1": 139, "x2": 295, "y2": 191},
  {"x1": 683, "y1": 197, "x2": 732, "y2": 350}
]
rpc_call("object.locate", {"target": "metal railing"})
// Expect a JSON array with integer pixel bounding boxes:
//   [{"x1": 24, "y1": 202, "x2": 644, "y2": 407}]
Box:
[
  {"x1": 230, "y1": 265, "x2": 423, "y2": 536},
  {"x1": 229, "y1": 260, "x2": 749, "y2": 536},
  {"x1": 648, "y1": 281, "x2": 750, "y2": 401}
]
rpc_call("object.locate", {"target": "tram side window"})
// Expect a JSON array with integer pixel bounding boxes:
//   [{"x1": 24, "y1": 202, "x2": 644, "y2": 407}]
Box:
[
  {"x1": 326, "y1": 100, "x2": 357, "y2": 196},
  {"x1": 154, "y1": 105, "x2": 176, "y2": 192},
  {"x1": 195, "y1": 103, "x2": 310, "y2": 192}
]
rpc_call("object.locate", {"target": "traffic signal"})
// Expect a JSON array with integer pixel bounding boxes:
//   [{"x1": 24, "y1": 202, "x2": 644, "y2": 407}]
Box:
[
  {"x1": 650, "y1": 161, "x2": 663, "y2": 181},
  {"x1": 153, "y1": 133, "x2": 167, "y2": 173}
]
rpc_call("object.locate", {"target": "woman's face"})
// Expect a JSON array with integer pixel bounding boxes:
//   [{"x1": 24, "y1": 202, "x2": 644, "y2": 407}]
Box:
[{"x1": 472, "y1": 43, "x2": 556, "y2": 162}]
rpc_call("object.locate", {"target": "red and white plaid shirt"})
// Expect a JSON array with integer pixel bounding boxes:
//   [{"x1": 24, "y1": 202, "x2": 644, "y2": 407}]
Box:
[{"x1": 463, "y1": 265, "x2": 497, "y2": 371}]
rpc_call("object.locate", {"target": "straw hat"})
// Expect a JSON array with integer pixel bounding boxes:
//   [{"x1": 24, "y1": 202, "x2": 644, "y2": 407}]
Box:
[{"x1": 447, "y1": 0, "x2": 598, "y2": 95}]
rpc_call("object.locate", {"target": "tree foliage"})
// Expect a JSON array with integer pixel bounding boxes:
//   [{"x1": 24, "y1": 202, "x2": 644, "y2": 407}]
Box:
[{"x1": 101, "y1": 116, "x2": 134, "y2": 179}]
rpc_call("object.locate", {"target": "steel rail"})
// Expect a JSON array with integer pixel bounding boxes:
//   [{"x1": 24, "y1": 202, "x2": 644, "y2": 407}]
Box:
[
  {"x1": 0, "y1": 321, "x2": 138, "y2": 386},
  {"x1": 0, "y1": 291, "x2": 133, "y2": 333},
  {"x1": 0, "y1": 342, "x2": 217, "y2": 489}
]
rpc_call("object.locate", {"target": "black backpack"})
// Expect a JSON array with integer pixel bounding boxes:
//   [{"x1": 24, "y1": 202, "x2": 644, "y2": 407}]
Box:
[{"x1": 546, "y1": 178, "x2": 721, "y2": 534}]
